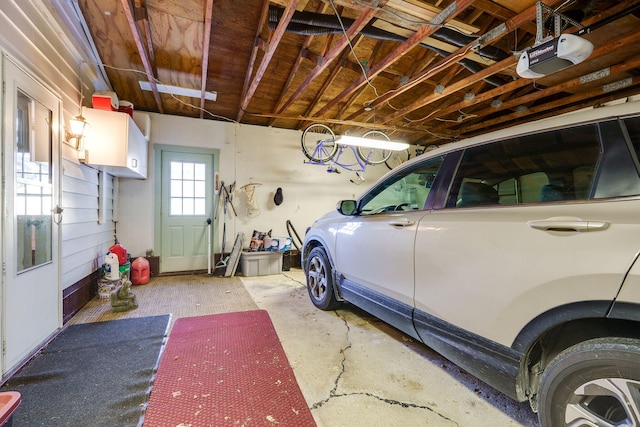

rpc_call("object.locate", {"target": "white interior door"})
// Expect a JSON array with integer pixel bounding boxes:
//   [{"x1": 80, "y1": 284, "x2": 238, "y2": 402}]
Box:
[
  {"x1": 2, "y1": 58, "x2": 61, "y2": 374},
  {"x1": 160, "y1": 150, "x2": 214, "y2": 273}
]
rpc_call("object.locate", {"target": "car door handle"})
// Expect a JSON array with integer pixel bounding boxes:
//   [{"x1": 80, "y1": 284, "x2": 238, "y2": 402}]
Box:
[
  {"x1": 528, "y1": 218, "x2": 610, "y2": 232},
  {"x1": 388, "y1": 218, "x2": 416, "y2": 228}
]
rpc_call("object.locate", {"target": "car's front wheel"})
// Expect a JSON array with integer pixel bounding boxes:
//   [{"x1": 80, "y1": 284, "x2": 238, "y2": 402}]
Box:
[
  {"x1": 305, "y1": 246, "x2": 341, "y2": 310},
  {"x1": 538, "y1": 337, "x2": 640, "y2": 427}
]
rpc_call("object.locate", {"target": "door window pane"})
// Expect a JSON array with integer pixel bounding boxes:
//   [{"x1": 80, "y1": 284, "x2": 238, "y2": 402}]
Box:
[
  {"x1": 15, "y1": 90, "x2": 53, "y2": 272},
  {"x1": 169, "y1": 161, "x2": 206, "y2": 216}
]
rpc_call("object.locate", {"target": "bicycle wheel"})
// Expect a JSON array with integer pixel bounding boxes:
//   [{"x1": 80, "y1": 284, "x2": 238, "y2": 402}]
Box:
[
  {"x1": 301, "y1": 123, "x2": 337, "y2": 163},
  {"x1": 385, "y1": 148, "x2": 410, "y2": 170},
  {"x1": 356, "y1": 130, "x2": 393, "y2": 165}
]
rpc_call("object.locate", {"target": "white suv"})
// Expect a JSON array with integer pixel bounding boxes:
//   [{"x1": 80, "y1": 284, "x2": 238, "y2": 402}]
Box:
[{"x1": 302, "y1": 101, "x2": 640, "y2": 426}]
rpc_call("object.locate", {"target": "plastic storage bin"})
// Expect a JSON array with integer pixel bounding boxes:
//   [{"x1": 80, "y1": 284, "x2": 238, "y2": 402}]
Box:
[{"x1": 240, "y1": 251, "x2": 283, "y2": 276}]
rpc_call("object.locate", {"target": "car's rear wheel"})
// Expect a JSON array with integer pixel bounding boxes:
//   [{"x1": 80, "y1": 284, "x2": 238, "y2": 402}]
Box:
[
  {"x1": 538, "y1": 337, "x2": 640, "y2": 427},
  {"x1": 305, "y1": 246, "x2": 341, "y2": 310}
]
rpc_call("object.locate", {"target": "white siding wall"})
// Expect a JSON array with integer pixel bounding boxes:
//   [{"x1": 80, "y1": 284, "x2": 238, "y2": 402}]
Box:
[
  {"x1": 60, "y1": 160, "x2": 115, "y2": 286},
  {"x1": 0, "y1": 0, "x2": 115, "y2": 291}
]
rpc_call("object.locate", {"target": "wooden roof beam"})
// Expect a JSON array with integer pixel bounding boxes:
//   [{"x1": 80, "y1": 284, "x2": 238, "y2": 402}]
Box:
[
  {"x1": 240, "y1": 0, "x2": 271, "y2": 108},
  {"x1": 336, "y1": 39, "x2": 387, "y2": 119},
  {"x1": 238, "y1": 0, "x2": 300, "y2": 122},
  {"x1": 437, "y1": 35, "x2": 640, "y2": 134},
  {"x1": 298, "y1": 34, "x2": 369, "y2": 128},
  {"x1": 463, "y1": 77, "x2": 640, "y2": 135},
  {"x1": 384, "y1": 0, "x2": 633, "y2": 127},
  {"x1": 298, "y1": 54, "x2": 349, "y2": 128},
  {"x1": 417, "y1": 28, "x2": 640, "y2": 131},
  {"x1": 135, "y1": 1, "x2": 158, "y2": 81},
  {"x1": 312, "y1": 0, "x2": 479, "y2": 120},
  {"x1": 268, "y1": 2, "x2": 331, "y2": 126},
  {"x1": 275, "y1": 0, "x2": 389, "y2": 115},
  {"x1": 352, "y1": 0, "x2": 566, "y2": 124},
  {"x1": 121, "y1": 0, "x2": 163, "y2": 113},
  {"x1": 199, "y1": 0, "x2": 214, "y2": 118}
]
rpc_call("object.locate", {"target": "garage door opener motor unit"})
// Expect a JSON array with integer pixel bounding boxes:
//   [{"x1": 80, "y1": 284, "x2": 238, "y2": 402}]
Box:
[{"x1": 516, "y1": 33, "x2": 593, "y2": 79}]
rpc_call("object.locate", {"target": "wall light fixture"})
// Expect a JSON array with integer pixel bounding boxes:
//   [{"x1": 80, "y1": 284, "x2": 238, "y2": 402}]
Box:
[{"x1": 67, "y1": 115, "x2": 90, "y2": 162}]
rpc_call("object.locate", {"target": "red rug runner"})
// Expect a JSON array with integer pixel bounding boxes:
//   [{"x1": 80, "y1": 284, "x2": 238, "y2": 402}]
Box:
[{"x1": 143, "y1": 310, "x2": 316, "y2": 426}]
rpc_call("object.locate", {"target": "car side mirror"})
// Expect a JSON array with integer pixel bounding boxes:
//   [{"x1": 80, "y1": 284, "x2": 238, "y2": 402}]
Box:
[{"x1": 336, "y1": 200, "x2": 358, "y2": 216}]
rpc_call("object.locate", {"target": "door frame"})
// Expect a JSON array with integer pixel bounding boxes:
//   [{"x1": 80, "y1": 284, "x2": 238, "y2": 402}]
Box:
[{"x1": 154, "y1": 144, "x2": 219, "y2": 272}]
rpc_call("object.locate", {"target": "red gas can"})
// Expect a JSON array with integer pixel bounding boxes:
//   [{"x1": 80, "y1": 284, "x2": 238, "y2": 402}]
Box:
[
  {"x1": 109, "y1": 243, "x2": 127, "y2": 265},
  {"x1": 131, "y1": 257, "x2": 150, "y2": 285}
]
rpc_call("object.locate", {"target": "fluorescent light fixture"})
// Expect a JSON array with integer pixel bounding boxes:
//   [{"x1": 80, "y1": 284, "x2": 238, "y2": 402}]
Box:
[
  {"x1": 336, "y1": 135, "x2": 409, "y2": 151},
  {"x1": 138, "y1": 81, "x2": 217, "y2": 101}
]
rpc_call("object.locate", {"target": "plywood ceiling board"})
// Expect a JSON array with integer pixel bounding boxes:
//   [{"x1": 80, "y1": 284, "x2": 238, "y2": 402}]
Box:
[{"x1": 79, "y1": 0, "x2": 152, "y2": 108}]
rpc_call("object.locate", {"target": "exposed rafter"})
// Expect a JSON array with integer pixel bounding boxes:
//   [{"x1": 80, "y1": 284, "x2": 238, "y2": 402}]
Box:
[
  {"x1": 310, "y1": 0, "x2": 480, "y2": 119},
  {"x1": 275, "y1": 0, "x2": 389, "y2": 115},
  {"x1": 75, "y1": 0, "x2": 640, "y2": 145},
  {"x1": 199, "y1": 0, "x2": 215, "y2": 118},
  {"x1": 121, "y1": 0, "x2": 163, "y2": 113},
  {"x1": 238, "y1": 0, "x2": 301, "y2": 122}
]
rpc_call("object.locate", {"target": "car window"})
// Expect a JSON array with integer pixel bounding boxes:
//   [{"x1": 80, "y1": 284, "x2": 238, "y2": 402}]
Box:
[
  {"x1": 592, "y1": 119, "x2": 640, "y2": 198},
  {"x1": 624, "y1": 116, "x2": 640, "y2": 159},
  {"x1": 360, "y1": 156, "x2": 444, "y2": 215},
  {"x1": 446, "y1": 124, "x2": 603, "y2": 208}
]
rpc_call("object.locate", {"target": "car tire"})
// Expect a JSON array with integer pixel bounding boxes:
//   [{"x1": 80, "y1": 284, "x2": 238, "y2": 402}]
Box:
[
  {"x1": 305, "y1": 246, "x2": 341, "y2": 310},
  {"x1": 538, "y1": 337, "x2": 640, "y2": 427}
]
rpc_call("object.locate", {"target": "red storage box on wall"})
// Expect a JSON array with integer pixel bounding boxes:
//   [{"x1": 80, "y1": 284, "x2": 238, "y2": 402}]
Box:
[{"x1": 131, "y1": 257, "x2": 150, "y2": 285}]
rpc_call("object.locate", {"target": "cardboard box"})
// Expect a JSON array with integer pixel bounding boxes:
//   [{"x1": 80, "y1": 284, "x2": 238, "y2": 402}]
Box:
[{"x1": 240, "y1": 251, "x2": 282, "y2": 276}]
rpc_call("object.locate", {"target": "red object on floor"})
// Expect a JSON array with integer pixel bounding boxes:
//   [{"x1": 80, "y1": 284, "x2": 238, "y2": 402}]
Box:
[
  {"x1": 143, "y1": 310, "x2": 316, "y2": 426},
  {"x1": 0, "y1": 392, "x2": 20, "y2": 426},
  {"x1": 131, "y1": 257, "x2": 150, "y2": 285}
]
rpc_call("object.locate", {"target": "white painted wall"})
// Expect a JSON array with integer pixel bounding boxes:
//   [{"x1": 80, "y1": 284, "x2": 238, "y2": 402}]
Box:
[{"x1": 117, "y1": 113, "x2": 392, "y2": 258}]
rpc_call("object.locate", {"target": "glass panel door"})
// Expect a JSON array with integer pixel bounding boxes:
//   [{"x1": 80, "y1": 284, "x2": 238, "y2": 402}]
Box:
[
  {"x1": 2, "y1": 58, "x2": 60, "y2": 374},
  {"x1": 160, "y1": 151, "x2": 214, "y2": 273}
]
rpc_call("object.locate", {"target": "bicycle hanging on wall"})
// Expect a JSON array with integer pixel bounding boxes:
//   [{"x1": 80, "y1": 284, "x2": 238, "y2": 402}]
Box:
[{"x1": 301, "y1": 123, "x2": 393, "y2": 181}]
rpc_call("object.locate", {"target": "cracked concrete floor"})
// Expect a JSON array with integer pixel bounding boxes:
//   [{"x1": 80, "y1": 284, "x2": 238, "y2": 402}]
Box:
[{"x1": 240, "y1": 269, "x2": 540, "y2": 427}]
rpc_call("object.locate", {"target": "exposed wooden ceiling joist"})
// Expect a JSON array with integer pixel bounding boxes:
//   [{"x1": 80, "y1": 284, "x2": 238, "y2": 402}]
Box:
[
  {"x1": 238, "y1": 0, "x2": 301, "y2": 122},
  {"x1": 121, "y1": 0, "x2": 163, "y2": 113},
  {"x1": 71, "y1": 0, "x2": 640, "y2": 146}
]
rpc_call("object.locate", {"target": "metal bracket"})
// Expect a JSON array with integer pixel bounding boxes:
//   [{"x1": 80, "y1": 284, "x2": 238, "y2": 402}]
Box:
[{"x1": 535, "y1": 1, "x2": 586, "y2": 45}]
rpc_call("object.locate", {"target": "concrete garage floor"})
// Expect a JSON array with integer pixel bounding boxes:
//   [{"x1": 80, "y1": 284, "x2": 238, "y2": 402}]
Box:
[{"x1": 240, "y1": 269, "x2": 540, "y2": 427}]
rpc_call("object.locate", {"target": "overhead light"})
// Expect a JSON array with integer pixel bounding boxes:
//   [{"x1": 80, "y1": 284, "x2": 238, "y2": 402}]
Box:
[
  {"x1": 138, "y1": 81, "x2": 217, "y2": 101},
  {"x1": 336, "y1": 135, "x2": 409, "y2": 151}
]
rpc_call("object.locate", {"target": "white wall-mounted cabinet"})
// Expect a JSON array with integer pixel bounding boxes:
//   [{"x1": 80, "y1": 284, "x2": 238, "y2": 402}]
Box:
[{"x1": 81, "y1": 107, "x2": 149, "y2": 179}]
